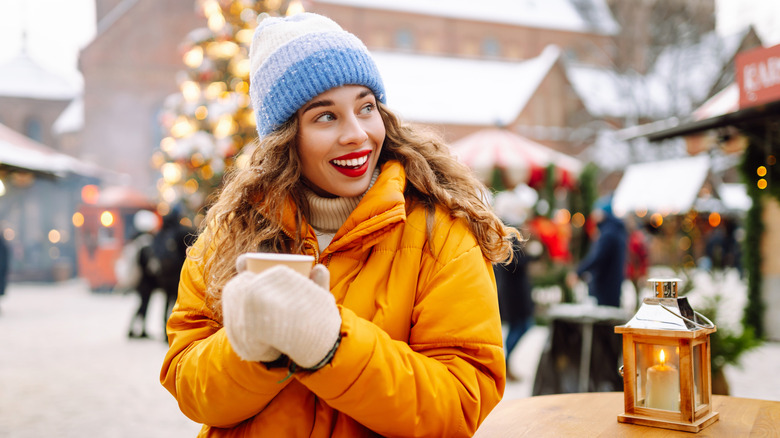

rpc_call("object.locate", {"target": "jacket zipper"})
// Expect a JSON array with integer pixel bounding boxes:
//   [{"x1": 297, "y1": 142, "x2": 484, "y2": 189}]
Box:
[{"x1": 280, "y1": 226, "x2": 320, "y2": 261}]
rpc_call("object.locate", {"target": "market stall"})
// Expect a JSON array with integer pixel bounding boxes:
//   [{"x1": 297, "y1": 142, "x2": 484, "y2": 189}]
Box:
[
  {"x1": 0, "y1": 123, "x2": 115, "y2": 281},
  {"x1": 639, "y1": 43, "x2": 780, "y2": 340},
  {"x1": 449, "y1": 128, "x2": 583, "y2": 190}
]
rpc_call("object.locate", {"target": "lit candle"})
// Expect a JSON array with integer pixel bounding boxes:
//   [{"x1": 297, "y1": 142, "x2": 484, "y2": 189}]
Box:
[{"x1": 646, "y1": 349, "x2": 679, "y2": 411}]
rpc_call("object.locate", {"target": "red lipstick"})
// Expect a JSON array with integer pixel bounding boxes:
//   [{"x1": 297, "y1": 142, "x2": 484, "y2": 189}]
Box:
[{"x1": 330, "y1": 150, "x2": 371, "y2": 178}]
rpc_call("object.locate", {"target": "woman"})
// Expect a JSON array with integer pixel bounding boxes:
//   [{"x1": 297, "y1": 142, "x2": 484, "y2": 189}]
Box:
[{"x1": 161, "y1": 12, "x2": 517, "y2": 437}]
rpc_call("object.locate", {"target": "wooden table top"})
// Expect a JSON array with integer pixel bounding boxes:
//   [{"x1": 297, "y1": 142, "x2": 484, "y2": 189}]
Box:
[{"x1": 474, "y1": 392, "x2": 780, "y2": 437}]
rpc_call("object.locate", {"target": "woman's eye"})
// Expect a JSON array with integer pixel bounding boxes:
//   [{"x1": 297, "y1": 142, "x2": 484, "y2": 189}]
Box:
[
  {"x1": 360, "y1": 103, "x2": 375, "y2": 114},
  {"x1": 315, "y1": 113, "x2": 335, "y2": 122}
]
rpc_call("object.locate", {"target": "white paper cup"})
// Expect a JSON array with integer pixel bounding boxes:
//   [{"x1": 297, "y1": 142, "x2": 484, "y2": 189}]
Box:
[{"x1": 242, "y1": 252, "x2": 315, "y2": 277}]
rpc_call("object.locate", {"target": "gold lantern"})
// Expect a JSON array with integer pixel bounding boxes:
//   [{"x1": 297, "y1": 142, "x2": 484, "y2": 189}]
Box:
[{"x1": 615, "y1": 278, "x2": 719, "y2": 432}]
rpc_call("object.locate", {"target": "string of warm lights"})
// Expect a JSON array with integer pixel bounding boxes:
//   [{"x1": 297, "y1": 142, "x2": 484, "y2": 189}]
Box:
[{"x1": 153, "y1": 0, "x2": 303, "y2": 226}]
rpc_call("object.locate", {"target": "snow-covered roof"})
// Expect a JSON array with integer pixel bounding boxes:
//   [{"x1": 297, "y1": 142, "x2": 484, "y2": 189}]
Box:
[
  {"x1": 312, "y1": 0, "x2": 619, "y2": 35},
  {"x1": 692, "y1": 82, "x2": 739, "y2": 121},
  {"x1": 0, "y1": 53, "x2": 80, "y2": 100},
  {"x1": 96, "y1": 0, "x2": 140, "y2": 37},
  {"x1": 718, "y1": 182, "x2": 751, "y2": 212},
  {"x1": 374, "y1": 45, "x2": 561, "y2": 125},
  {"x1": 53, "y1": 95, "x2": 84, "y2": 135},
  {"x1": 565, "y1": 63, "x2": 672, "y2": 120},
  {"x1": 0, "y1": 122, "x2": 104, "y2": 178},
  {"x1": 612, "y1": 155, "x2": 710, "y2": 216}
]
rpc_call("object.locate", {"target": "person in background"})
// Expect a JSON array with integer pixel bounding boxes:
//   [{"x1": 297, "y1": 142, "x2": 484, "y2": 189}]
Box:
[
  {"x1": 151, "y1": 206, "x2": 193, "y2": 341},
  {"x1": 625, "y1": 214, "x2": 649, "y2": 311},
  {"x1": 494, "y1": 234, "x2": 535, "y2": 382},
  {"x1": 705, "y1": 217, "x2": 739, "y2": 272},
  {"x1": 567, "y1": 196, "x2": 627, "y2": 308},
  {"x1": 124, "y1": 210, "x2": 160, "y2": 339},
  {"x1": 160, "y1": 12, "x2": 517, "y2": 437}
]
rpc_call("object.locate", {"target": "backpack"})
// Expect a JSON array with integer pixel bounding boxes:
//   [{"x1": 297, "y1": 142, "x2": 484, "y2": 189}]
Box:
[{"x1": 115, "y1": 233, "x2": 154, "y2": 291}]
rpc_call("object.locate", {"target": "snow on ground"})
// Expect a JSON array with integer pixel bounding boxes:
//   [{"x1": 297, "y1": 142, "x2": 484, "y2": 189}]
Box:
[{"x1": 0, "y1": 279, "x2": 200, "y2": 438}]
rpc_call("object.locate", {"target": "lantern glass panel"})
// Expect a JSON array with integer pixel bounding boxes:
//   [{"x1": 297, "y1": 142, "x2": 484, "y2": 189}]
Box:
[
  {"x1": 635, "y1": 343, "x2": 680, "y2": 411},
  {"x1": 693, "y1": 343, "x2": 704, "y2": 409}
]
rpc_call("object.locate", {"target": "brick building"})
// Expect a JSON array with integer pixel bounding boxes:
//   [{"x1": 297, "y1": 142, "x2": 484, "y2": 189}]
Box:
[{"x1": 78, "y1": 0, "x2": 206, "y2": 196}]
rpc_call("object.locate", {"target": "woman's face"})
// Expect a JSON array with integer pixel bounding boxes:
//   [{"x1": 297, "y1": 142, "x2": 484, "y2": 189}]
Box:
[{"x1": 296, "y1": 85, "x2": 386, "y2": 198}]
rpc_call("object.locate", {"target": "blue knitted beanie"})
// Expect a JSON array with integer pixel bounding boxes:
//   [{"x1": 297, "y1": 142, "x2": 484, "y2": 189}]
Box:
[{"x1": 249, "y1": 12, "x2": 386, "y2": 138}]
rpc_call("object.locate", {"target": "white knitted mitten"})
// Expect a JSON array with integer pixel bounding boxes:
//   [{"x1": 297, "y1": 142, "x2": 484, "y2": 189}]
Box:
[
  {"x1": 222, "y1": 264, "x2": 341, "y2": 368},
  {"x1": 222, "y1": 263, "x2": 283, "y2": 362}
]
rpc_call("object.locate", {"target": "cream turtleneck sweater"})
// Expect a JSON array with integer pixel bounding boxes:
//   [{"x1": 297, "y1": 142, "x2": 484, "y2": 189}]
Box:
[{"x1": 302, "y1": 169, "x2": 380, "y2": 250}]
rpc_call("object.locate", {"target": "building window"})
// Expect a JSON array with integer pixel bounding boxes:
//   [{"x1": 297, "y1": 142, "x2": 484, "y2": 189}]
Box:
[
  {"x1": 394, "y1": 29, "x2": 415, "y2": 50},
  {"x1": 25, "y1": 117, "x2": 43, "y2": 143},
  {"x1": 481, "y1": 37, "x2": 501, "y2": 58}
]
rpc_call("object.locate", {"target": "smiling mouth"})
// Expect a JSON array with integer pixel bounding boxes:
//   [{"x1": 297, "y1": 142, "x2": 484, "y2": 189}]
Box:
[
  {"x1": 330, "y1": 154, "x2": 369, "y2": 169},
  {"x1": 329, "y1": 151, "x2": 371, "y2": 178}
]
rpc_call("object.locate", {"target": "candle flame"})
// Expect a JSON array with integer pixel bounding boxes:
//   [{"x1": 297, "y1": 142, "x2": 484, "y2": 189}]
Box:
[{"x1": 659, "y1": 349, "x2": 666, "y2": 365}]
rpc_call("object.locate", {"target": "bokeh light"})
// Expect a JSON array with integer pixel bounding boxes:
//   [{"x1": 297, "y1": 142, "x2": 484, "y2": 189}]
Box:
[
  {"x1": 81, "y1": 185, "x2": 100, "y2": 204},
  {"x1": 571, "y1": 212, "x2": 585, "y2": 228},
  {"x1": 650, "y1": 213, "x2": 663, "y2": 228},
  {"x1": 72, "y1": 212, "x2": 84, "y2": 227},
  {"x1": 183, "y1": 46, "x2": 204, "y2": 68},
  {"x1": 708, "y1": 212, "x2": 721, "y2": 227},
  {"x1": 48, "y1": 229, "x2": 61, "y2": 244},
  {"x1": 100, "y1": 211, "x2": 114, "y2": 227}
]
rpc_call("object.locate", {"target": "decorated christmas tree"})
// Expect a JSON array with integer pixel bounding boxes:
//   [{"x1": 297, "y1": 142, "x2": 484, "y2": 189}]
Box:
[{"x1": 154, "y1": 0, "x2": 303, "y2": 226}]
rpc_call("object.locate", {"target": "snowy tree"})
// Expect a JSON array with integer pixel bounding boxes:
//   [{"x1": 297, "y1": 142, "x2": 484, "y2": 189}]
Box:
[
  {"x1": 154, "y1": 0, "x2": 303, "y2": 225},
  {"x1": 573, "y1": 0, "x2": 761, "y2": 172},
  {"x1": 606, "y1": 0, "x2": 716, "y2": 74}
]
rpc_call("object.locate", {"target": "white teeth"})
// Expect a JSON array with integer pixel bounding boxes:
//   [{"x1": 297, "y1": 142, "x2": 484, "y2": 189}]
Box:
[{"x1": 332, "y1": 155, "x2": 368, "y2": 167}]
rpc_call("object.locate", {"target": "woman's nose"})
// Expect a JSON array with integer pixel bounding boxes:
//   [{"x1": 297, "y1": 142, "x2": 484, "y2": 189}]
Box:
[{"x1": 339, "y1": 114, "x2": 369, "y2": 145}]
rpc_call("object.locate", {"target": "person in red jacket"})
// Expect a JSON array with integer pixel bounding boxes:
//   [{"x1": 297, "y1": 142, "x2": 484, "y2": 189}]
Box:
[
  {"x1": 625, "y1": 215, "x2": 649, "y2": 311},
  {"x1": 161, "y1": 12, "x2": 519, "y2": 437}
]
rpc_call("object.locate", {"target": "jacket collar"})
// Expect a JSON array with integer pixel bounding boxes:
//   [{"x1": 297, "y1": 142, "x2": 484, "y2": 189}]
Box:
[{"x1": 280, "y1": 161, "x2": 408, "y2": 255}]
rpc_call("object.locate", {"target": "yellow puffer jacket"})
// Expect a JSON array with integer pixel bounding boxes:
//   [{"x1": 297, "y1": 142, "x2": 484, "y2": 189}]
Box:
[{"x1": 160, "y1": 161, "x2": 506, "y2": 437}]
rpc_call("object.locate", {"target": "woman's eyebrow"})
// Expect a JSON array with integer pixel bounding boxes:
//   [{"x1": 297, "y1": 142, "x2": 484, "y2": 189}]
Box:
[
  {"x1": 300, "y1": 89, "x2": 373, "y2": 115},
  {"x1": 301, "y1": 99, "x2": 334, "y2": 115}
]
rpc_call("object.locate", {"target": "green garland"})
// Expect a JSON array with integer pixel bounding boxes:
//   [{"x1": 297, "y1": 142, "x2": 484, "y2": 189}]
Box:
[
  {"x1": 739, "y1": 137, "x2": 770, "y2": 339},
  {"x1": 541, "y1": 164, "x2": 556, "y2": 218},
  {"x1": 572, "y1": 163, "x2": 599, "y2": 260}
]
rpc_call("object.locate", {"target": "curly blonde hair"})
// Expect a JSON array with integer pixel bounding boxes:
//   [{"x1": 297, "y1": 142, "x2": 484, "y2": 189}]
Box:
[{"x1": 193, "y1": 102, "x2": 518, "y2": 317}]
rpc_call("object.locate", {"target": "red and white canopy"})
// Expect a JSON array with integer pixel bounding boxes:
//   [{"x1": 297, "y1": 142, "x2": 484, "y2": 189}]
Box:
[{"x1": 448, "y1": 129, "x2": 583, "y2": 189}]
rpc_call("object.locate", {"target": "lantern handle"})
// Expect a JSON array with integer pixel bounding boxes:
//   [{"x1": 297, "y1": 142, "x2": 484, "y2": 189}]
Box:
[{"x1": 658, "y1": 304, "x2": 716, "y2": 329}]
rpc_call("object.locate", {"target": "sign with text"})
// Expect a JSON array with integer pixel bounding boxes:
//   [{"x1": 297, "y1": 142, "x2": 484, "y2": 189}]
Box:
[{"x1": 736, "y1": 43, "x2": 780, "y2": 109}]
